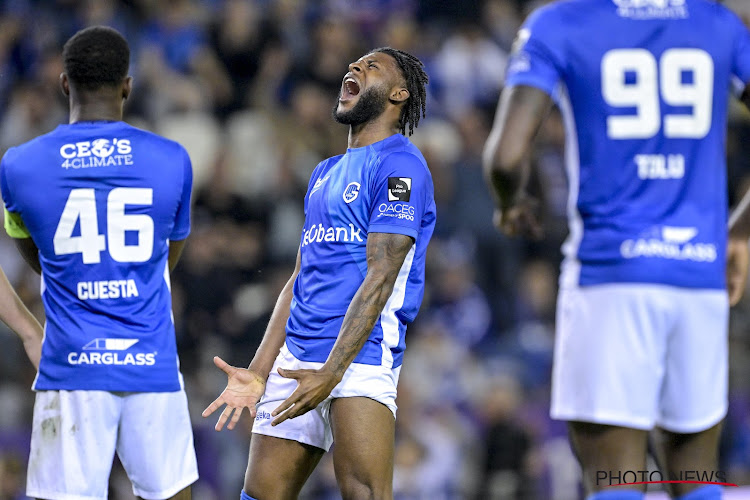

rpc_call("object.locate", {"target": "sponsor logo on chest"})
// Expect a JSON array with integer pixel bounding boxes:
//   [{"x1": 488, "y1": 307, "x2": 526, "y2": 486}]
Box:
[{"x1": 59, "y1": 138, "x2": 133, "y2": 169}]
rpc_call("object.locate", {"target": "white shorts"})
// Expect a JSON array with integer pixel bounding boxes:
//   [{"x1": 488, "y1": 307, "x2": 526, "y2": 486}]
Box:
[
  {"x1": 252, "y1": 343, "x2": 401, "y2": 451},
  {"x1": 27, "y1": 389, "x2": 199, "y2": 500},
  {"x1": 551, "y1": 283, "x2": 728, "y2": 433}
]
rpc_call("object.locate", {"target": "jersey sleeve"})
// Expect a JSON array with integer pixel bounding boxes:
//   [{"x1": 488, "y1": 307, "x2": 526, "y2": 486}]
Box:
[
  {"x1": 504, "y1": 6, "x2": 565, "y2": 99},
  {"x1": 169, "y1": 147, "x2": 193, "y2": 241},
  {"x1": 368, "y1": 152, "x2": 431, "y2": 241},
  {"x1": 0, "y1": 152, "x2": 29, "y2": 238},
  {"x1": 730, "y1": 9, "x2": 750, "y2": 91}
]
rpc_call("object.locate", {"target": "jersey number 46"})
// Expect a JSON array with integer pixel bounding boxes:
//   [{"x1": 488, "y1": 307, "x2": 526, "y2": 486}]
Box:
[
  {"x1": 602, "y1": 48, "x2": 714, "y2": 140},
  {"x1": 53, "y1": 188, "x2": 154, "y2": 264}
]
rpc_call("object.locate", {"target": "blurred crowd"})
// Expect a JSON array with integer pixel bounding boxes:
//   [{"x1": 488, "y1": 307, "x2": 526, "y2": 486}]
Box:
[{"x1": 1, "y1": 0, "x2": 750, "y2": 499}]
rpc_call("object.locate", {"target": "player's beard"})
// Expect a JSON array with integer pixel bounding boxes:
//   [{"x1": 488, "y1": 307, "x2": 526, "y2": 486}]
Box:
[{"x1": 332, "y1": 85, "x2": 389, "y2": 126}]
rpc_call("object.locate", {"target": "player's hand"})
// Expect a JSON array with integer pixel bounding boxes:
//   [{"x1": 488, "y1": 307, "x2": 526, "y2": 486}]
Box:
[
  {"x1": 202, "y1": 356, "x2": 266, "y2": 431},
  {"x1": 270, "y1": 366, "x2": 340, "y2": 426},
  {"x1": 494, "y1": 197, "x2": 543, "y2": 239},
  {"x1": 726, "y1": 236, "x2": 749, "y2": 306}
]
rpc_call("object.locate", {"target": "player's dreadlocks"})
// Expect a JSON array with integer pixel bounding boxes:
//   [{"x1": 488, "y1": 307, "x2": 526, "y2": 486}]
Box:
[{"x1": 374, "y1": 47, "x2": 428, "y2": 136}]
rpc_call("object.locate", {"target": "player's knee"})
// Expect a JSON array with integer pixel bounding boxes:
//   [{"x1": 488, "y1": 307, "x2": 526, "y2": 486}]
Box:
[{"x1": 339, "y1": 476, "x2": 392, "y2": 500}]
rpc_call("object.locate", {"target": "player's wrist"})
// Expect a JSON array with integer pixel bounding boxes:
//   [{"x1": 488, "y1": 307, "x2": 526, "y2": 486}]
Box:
[
  {"x1": 247, "y1": 361, "x2": 272, "y2": 382},
  {"x1": 319, "y1": 363, "x2": 345, "y2": 383},
  {"x1": 500, "y1": 191, "x2": 530, "y2": 211}
]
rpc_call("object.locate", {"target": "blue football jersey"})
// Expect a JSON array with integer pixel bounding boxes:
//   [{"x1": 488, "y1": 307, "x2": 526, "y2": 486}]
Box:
[
  {"x1": 505, "y1": 0, "x2": 750, "y2": 289},
  {"x1": 0, "y1": 121, "x2": 192, "y2": 392},
  {"x1": 287, "y1": 133, "x2": 436, "y2": 369}
]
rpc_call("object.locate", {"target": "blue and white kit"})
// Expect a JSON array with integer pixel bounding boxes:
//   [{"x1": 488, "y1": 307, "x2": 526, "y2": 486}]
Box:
[
  {"x1": 287, "y1": 132, "x2": 436, "y2": 370},
  {"x1": 253, "y1": 133, "x2": 436, "y2": 450},
  {"x1": 505, "y1": 0, "x2": 750, "y2": 431},
  {"x1": 1, "y1": 120, "x2": 198, "y2": 500},
  {"x1": 1, "y1": 121, "x2": 192, "y2": 392},
  {"x1": 507, "y1": 0, "x2": 750, "y2": 290}
]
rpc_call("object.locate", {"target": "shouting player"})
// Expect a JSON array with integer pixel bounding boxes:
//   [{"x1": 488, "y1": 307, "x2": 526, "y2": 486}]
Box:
[
  {"x1": 203, "y1": 47, "x2": 434, "y2": 500},
  {"x1": 484, "y1": 1, "x2": 750, "y2": 500},
  {"x1": 1, "y1": 27, "x2": 197, "y2": 500}
]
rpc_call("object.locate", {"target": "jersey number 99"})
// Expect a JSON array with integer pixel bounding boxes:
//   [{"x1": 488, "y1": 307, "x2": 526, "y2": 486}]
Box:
[
  {"x1": 602, "y1": 48, "x2": 714, "y2": 139},
  {"x1": 53, "y1": 188, "x2": 154, "y2": 264}
]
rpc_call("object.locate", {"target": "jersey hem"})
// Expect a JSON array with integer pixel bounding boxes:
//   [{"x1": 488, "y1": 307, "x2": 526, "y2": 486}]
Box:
[
  {"x1": 32, "y1": 381, "x2": 182, "y2": 392},
  {"x1": 284, "y1": 340, "x2": 387, "y2": 366},
  {"x1": 577, "y1": 271, "x2": 725, "y2": 290},
  {"x1": 169, "y1": 230, "x2": 190, "y2": 241}
]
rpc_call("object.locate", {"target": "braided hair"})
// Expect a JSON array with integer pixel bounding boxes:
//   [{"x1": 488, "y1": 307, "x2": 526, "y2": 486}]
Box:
[{"x1": 373, "y1": 47, "x2": 428, "y2": 136}]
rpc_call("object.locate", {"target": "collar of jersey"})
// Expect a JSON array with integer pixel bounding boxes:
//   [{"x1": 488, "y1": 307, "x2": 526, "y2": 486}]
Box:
[{"x1": 346, "y1": 133, "x2": 404, "y2": 154}]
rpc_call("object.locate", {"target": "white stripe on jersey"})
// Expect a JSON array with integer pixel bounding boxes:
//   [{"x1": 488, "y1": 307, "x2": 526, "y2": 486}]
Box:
[
  {"x1": 162, "y1": 255, "x2": 175, "y2": 324},
  {"x1": 557, "y1": 84, "x2": 585, "y2": 289},
  {"x1": 379, "y1": 244, "x2": 416, "y2": 369}
]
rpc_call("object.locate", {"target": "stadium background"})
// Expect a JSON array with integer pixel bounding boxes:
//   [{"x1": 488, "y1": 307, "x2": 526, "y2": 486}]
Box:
[{"x1": 0, "y1": 0, "x2": 749, "y2": 498}]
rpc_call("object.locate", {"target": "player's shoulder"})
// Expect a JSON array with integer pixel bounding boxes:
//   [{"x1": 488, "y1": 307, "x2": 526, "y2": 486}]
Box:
[
  {"x1": 320, "y1": 154, "x2": 345, "y2": 168},
  {"x1": 699, "y1": 0, "x2": 747, "y2": 27},
  {"x1": 122, "y1": 123, "x2": 188, "y2": 156},
  {"x1": 2, "y1": 127, "x2": 64, "y2": 165},
  {"x1": 524, "y1": 0, "x2": 595, "y2": 28},
  {"x1": 315, "y1": 153, "x2": 345, "y2": 175},
  {"x1": 376, "y1": 135, "x2": 431, "y2": 179}
]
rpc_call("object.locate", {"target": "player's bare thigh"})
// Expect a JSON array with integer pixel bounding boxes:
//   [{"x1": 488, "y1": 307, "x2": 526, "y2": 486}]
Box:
[
  {"x1": 244, "y1": 434, "x2": 325, "y2": 500},
  {"x1": 330, "y1": 397, "x2": 395, "y2": 500}
]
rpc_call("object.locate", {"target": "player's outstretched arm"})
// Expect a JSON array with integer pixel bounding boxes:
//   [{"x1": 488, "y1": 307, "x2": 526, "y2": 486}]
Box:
[
  {"x1": 202, "y1": 247, "x2": 301, "y2": 430},
  {"x1": 14, "y1": 237, "x2": 41, "y2": 275},
  {"x1": 168, "y1": 239, "x2": 187, "y2": 272},
  {"x1": 726, "y1": 84, "x2": 750, "y2": 306},
  {"x1": 0, "y1": 265, "x2": 43, "y2": 369},
  {"x1": 270, "y1": 232, "x2": 413, "y2": 426},
  {"x1": 482, "y1": 85, "x2": 553, "y2": 238}
]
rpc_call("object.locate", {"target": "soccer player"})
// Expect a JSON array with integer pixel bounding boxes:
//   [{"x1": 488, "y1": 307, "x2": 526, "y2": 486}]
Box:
[
  {"x1": 0, "y1": 27, "x2": 197, "y2": 500},
  {"x1": 484, "y1": 1, "x2": 750, "y2": 499},
  {"x1": 203, "y1": 47, "x2": 434, "y2": 500}
]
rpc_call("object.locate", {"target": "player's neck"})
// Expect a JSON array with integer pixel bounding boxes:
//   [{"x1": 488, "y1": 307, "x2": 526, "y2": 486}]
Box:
[
  {"x1": 68, "y1": 90, "x2": 124, "y2": 124},
  {"x1": 347, "y1": 120, "x2": 400, "y2": 149}
]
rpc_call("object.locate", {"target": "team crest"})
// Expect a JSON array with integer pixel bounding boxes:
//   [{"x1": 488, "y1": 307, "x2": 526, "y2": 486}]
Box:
[{"x1": 343, "y1": 182, "x2": 361, "y2": 203}]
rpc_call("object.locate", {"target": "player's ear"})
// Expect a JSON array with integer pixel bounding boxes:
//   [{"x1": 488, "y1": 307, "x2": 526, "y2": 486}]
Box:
[
  {"x1": 390, "y1": 87, "x2": 409, "y2": 104},
  {"x1": 122, "y1": 76, "x2": 133, "y2": 100},
  {"x1": 60, "y1": 73, "x2": 70, "y2": 97}
]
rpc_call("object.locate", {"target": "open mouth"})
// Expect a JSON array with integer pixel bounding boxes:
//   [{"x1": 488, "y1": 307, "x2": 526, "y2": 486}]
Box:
[{"x1": 341, "y1": 77, "x2": 361, "y2": 100}]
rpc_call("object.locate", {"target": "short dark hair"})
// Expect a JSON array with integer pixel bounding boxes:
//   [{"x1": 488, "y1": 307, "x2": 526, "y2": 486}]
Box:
[
  {"x1": 63, "y1": 26, "x2": 130, "y2": 91},
  {"x1": 373, "y1": 47, "x2": 429, "y2": 136}
]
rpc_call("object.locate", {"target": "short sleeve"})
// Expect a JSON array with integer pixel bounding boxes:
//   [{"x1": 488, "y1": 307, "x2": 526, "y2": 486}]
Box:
[
  {"x1": 169, "y1": 147, "x2": 193, "y2": 241},
  {"x1": 731, "y1": 10, "x2": 750, "y2": 90},
  {"x1": 0, "y1": 152, "x2": 29, "y2": 239},
  {"x1": 0, "y1": 153, "x2": 16, "y2": 213},
  {"x1": 504, "y1": 7, "x2": 565, "y2": 99},
  {"x1": 368, "y1": 152, "x2": 431, "y2": 240},
  {"x1": 4, "y1": 208, "x2": 29, "y2": 238}
]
